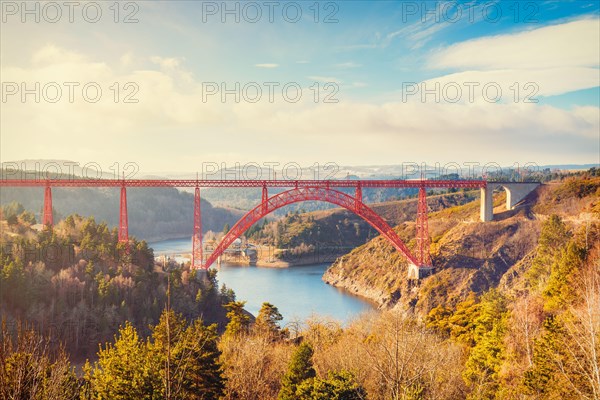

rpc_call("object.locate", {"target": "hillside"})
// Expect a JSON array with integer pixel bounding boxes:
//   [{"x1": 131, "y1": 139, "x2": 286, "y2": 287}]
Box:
[
  {"x1": 0, "y1": 214, "x2": 236, "y2": 362},
  {"x1": 323, "y1": 173, "x2": 600, "y2": 315},
  {"x1": 245, "y1": 190, "x2": 477, "y2": 263},
  {"x1": 0, "y1": 185, "x2": 244, "y2": 242}
]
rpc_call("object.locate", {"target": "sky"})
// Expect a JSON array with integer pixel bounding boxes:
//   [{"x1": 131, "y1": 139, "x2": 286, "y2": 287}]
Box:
[{"x1": 1, "y1": 0, "x2": 599, "y2": 174}]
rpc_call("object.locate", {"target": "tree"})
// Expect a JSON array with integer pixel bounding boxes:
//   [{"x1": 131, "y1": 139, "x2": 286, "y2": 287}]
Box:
[
  {"x1": 254, "y1": 302, "x2": 284, "y2": 339},
  {"x1": 223, "y1": 223, "x2": 231, "y2": 234},
  {"x1": 295, "y1": 370, "x2": 366, "y2": 400},
  {"x1": 463, "y1": 289, "x2": 508, "y2": 400},
  {"x1": 543, "y1": 240, "x2": 586, "y2": 311},
  {"x1": 2, "y1": 201, "x2": 25, "y2": 219},
  {"x1": 6, "y1": 214, "x2": 18, "y2": 226},
  {"x1": 167, "y1": 319, "x2": 225, "y2": 399},
  {"x1": 526, "y1": 214, "x2": 570, "y2": 288},
  {"x1": 0, "y1": 261, "x2": 27, "y2": 310},
  {"x1": 426, "y1": 291, "x2": 480, "y2": 346},
  {"x1": 503, "y1": 293, "x2": 544, "y2": 386},
  {"x1": 0, "y1": 321, "x2": 78, "y2": 400},
  {"x1": 223, "y1": 301, "x2": 250, "y2": 339},
  {"x1": 278, "y1": 342, "x2": 316, "y2": 400},
  {"x1": 64, "y1": 215, "x2": 75, "y2": 230},
  {"x1": 524, "y1": 261, "x2": 600, "y2": 399},
  {"x1": 18, "y1": 211, "x2": 36, "y2": 225},
  {"x1": 146, "y1": 309, "x2": 223, "y2": 399},
  {"x1": 219, "y1": 325, "x2": 291, "y2": 399},
  {"x1": 148, "y1": 310, "x2": 187, "y2": 399},
  {"x1": 523, "y1": 315, "x2": 570, "y2": 397},
  {"x1": 89, "y1": 323, "x2": 157, "y2": 399}
]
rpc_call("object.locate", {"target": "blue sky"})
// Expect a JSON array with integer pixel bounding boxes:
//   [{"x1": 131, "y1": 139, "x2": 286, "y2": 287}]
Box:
[{"x1": 1, "y1": 0, "x2": 599, "y2": 171}]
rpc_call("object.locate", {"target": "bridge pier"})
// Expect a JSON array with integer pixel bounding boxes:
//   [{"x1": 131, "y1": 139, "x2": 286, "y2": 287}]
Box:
[
  {"x1": 407, "y1": 187, "x2": 434, "y2": 280},
  {"x1": 118, "y1": 186, "x2": 129, "y2": 243},
  {"x1": 355, "y1": 183, "x2": 362, "y2": 210},
  {"x1": 480, "y1": 186, "x2": 494, "y2": 222},
  {"x1": 262, "y1": 185, "x2": 268, "y2": 214},
  {"x1": 415, "y1": 187, "x2": 432, "y2": 267},
  {"x1": 192, "y1": 186, "x2": 203, "y2": 269},
  {"x1": 408, "y1": 263, "x2": 434, "y2": 280},
  {"x1": 480, "y1": 182, "x2": 540, "y2": 222},
  {"x1": 43, "y1": 185, "x2": 53, "y2": 226}
]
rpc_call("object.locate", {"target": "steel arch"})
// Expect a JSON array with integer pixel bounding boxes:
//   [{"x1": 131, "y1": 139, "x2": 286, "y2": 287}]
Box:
[{"x1": 203, "y1": 187, "x2": 418, "y2": 269}]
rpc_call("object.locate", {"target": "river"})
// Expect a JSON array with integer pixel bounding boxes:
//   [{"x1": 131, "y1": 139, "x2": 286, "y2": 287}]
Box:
[{"x1": 150, "y1": 237, "x2": 374, "y2": 325}]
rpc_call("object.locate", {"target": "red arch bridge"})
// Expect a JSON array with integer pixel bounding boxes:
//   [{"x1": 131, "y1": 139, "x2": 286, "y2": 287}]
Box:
[{"x1": 1, "y1": 178, "x2": 488, "y2": 276}]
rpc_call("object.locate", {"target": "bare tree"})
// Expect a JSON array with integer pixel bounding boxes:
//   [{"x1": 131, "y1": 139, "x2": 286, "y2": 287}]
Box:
[
  {"x1": 0, "y1": 320, "x2": 77, "y2": 400},
  {"x1": 220, "y1": 332, "x2": 292, "y2": 400},
  {"x1": 563, "y1": 261, "x2": 600, "y2": 399},
  {"x1": 312, "y1": 310, "x2": 465, "y2": 400}
]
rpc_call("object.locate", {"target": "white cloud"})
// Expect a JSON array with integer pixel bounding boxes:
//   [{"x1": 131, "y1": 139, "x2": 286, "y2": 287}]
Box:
[
  {"x1": 422, "y1": 18, "x2": 600, "y2": 100},
  {"x1": 416, "y1": 67, "x2": 600, "y2": 102},
  {"x1": 2, "y1": 45, "x2": 598, "y2": 170},
  {"x1": 431, "y1": 18, "x2": 600, "y2": 70},
  {"x1": 254, "y1": 63, "x2": 279, "y2": 68}
]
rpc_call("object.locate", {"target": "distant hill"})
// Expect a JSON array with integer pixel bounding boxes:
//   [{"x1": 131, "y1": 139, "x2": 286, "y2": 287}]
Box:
[{"x1": 0, "y1": 182, "x2": 244, "y2": 243}]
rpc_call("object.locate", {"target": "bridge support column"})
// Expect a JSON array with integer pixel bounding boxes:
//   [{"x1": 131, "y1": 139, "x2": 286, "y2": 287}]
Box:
[
  {"x1": 43, "y1": 185, "x2": 53, "y2": 226},
  {"x1": 355, "y1": 183, "x2": 362, "y2": 210},
  {"x1": 192, "y1": 187, "x2": 203, "y2": 269},
  {"x1": 118, "y1": 186, "x2": 129, "y2": 243},
  {"x1": 262, "y1": 185, "x2": 268, "y2": 214},
  {"x1": 480, "y1": 185, "x2": 493, "y2": 222},
  {"x1": 415, "y1": 187, "x2": 432, "y2": 267}
]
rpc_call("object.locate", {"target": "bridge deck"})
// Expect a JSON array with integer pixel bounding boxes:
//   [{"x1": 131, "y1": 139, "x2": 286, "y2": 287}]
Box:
[{"x1": 0, "y1": 178, "x2": 486, "y2": 189}]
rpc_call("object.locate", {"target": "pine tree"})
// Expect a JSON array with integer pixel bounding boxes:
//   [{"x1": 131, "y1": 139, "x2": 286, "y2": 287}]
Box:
[
  {"x1": 148, "y1": 310, "x2": 187, "y2": 399},
  {"x1": 523, "y1": 315, "x2": 567, "y2": 396},
  {"x1": 148, "y1": 310, "x2": 225, "y2": 399},
  {"x1": 463, "y1": 290, "x2": 508, "y2": 400},
  {"x1": 278, "y1": 342, "x2": 316, "y2": 400},
  {"x1": 223, "y1": 301, "x2": 250, "y2": 339},
  {"x1": 543, "y1": 240, "x2": 586, "y2": 311},
  {"x1": 177, "y1": 319, "x2": 225, "y2": 399},
  {"x1": 295, "y1": 370, "x2": 366, "y2": 400},
  {"x1": 254, "y1": 302, "x2": 284, "y2": 339},
  {"x1": 90, "y1": 322, "x2": 157, "y2": 399},
  {"x1": 526, "y1": 214, "x2": 570, "y2": 288}
]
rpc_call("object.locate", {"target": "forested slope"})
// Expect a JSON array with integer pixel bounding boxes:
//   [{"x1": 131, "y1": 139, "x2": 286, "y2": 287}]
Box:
[{"x1": 0, "y1": 214, "x2": 235, "y2": 362}]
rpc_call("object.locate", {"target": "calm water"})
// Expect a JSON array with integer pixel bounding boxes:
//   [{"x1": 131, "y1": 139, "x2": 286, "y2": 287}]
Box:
[
  {"x1": 149, "y1": 238, "x2": 374, "y2": 325},
  {"x1": 151, "y1": 237, "x2": 194, "y2": 255}
]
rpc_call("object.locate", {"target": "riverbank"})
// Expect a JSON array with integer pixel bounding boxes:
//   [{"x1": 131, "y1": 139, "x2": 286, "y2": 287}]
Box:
[{"x1": 255, "y1": 251, "x2": 348, "y2": 268}]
